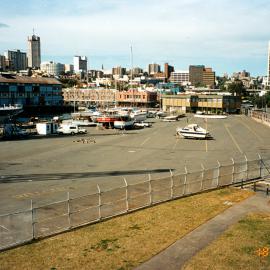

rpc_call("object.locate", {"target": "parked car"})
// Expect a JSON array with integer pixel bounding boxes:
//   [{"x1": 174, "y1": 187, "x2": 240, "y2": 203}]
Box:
[
  {"x1": 134, "y1": 122, "x2": 152, "y2": 128},
  {"x1": 57, "y1": 124, "x2": 87, "y2": 135}
]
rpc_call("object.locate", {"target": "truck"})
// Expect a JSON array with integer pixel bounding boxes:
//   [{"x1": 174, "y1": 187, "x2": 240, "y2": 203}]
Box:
[{"x1": 57, "y1": 124, "x2": 87, "y2": 135}]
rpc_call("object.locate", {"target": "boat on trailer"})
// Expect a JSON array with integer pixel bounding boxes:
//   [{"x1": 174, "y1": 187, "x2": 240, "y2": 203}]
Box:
[{"x1": 176, "y1": 124, "x2": 211, "y2": 139}]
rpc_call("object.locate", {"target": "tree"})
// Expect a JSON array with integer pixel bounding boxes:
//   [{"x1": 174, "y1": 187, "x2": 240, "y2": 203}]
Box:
[{"x1": 227, "y1": 80, "x2": 247, "y2": 97}]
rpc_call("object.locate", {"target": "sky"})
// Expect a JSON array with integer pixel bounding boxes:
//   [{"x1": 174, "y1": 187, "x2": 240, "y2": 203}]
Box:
[{"x1": 0, "y1": 0, "x2": 270, "y2": 76}]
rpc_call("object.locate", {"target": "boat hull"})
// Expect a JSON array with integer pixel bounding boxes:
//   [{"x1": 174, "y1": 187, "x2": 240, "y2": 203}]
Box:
[
  {"x1": 114, "y1": 120, "x2": 134, "y2": 129},
  {"x1": 179, "y1": 131, "x2": 210, "y2": 139}
]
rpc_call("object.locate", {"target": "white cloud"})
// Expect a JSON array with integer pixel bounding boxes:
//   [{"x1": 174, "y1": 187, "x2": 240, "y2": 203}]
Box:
[{"x1": 1, "y1": 0, "x2": 270, "y2": 74}]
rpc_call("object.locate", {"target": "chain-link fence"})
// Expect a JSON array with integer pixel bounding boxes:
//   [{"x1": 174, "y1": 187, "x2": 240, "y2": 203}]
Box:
[{"x1": 1, "y1": 155, "x2": 269, "y2": 251}]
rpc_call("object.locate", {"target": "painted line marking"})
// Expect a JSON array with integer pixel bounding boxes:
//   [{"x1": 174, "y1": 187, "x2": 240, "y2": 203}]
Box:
[
  {"x1": 172, "y1": 139, "x2": 178, "y2": 151},
  {"x1": 128, "y1": 150, "x2": 136, "y2": 153},
  {"x1": 140, "y1": 137, "x2": 150, "y2": 146},
  {"x1": 238, "y1": 117, "x2": 263, "y2": 142},
  {"x1": 0, "y1": 225, "x2": 9, "y2": 231},
  {"x1": 224, "y1": 124, "x2": 243, "y2": 154}
]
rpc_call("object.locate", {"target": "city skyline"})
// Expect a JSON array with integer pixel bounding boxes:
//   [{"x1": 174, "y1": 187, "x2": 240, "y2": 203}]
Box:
[{"x1": 0, "y1": 0, "x2": 270, "y2": 76}]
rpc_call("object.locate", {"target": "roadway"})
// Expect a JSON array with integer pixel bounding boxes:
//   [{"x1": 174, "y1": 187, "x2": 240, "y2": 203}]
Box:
[{"x1": 1, "y1": 114, "x2": 270, "y2": 214}]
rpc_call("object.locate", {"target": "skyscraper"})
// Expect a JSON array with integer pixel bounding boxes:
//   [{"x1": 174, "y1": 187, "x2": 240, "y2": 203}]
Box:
[
  {"x1": 27, "y1": 34, "x2": 41, "y2": 68},
  {"x1": 267, "y1": 41, "x2": 270, "y2": 86},
  {"x1": 73, "y1": 56, "x2": 87, "y2": 73},
  {"x1": 4, "y1": 50, "x2": 27, "y2": 71},
  {"x1": 148, "y1": 63, "x2": 160, "y2": 75}
]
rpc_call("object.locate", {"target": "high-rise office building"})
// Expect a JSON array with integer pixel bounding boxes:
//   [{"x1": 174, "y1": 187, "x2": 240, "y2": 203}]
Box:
[
  {"x1": 40, "y1": 61, "x2": 65, "y2": 76},
  {"x1": 0, "y1": 55, "x2": 6, "y2": 71},
  {"x1": 189, "y1": 65, "x2": 204, "y2": 86},
  {"x1": 170, "y1": 71, "x2": 189, "y2": 85},
  {"x1": 4, "y1": 50, "x2": 27, "y2": 71},
  {"x1": 73, "y1": 56, "x2": 87, "y2": 72},
  {"x1": 189, "y1": 65, "x2": 215, "y2": 88},
  {"x1": 267, "y1": 41, "x2": 270, "y2": 86},
  {"x1": 112, "y1": 66, "x2": 126, "y2": 76},
  {"x1": 148, "y1": 63, "x2": 161, "y2": 75},
  {"x1": 27, "y1": 34, "x2": 41, "y2": 68},
  {"x1": 164, "y1": 63, "x2": 174, "y2": 80},
  {"x1": 203, "y1": 68, "x2": 215, "y2": 88}
]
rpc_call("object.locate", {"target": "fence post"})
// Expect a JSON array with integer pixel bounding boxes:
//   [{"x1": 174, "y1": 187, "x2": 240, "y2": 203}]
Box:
[
  {"x1": 67, "y1": 192, "x2": 71, "y2": 229},
  {"x1": 217, "y1": 160, "x2": 221, "y2": 187},
  {"x1": 244, "y1": 155, "x2": 248, "y2": 181},
  {"x1": 123, "y1": 178, "x2": 129, "y2": 212},
  {"x1": 97, "y1": 184, "x2": 102, "y2": 220},
  {"x1": 148, "y1": 174, "x2": 152, "y2": 205},
  {"x1": 200, "y1": 164, "x2": 205, "y2": 191},
  {"x1": 183, "y1": 166, "x2": 188, "y2": 195},
  {"x1": 30, "y1": 199, "x2": 35, "y2": 240},
  {"x1": 258, "y1": 153, "x2": 263, "y2": 178},
  {"x1": 231, "y1": 158, "x2": 235, "y2": 184},
  {"x1": 170, "y1": 169, "x2": 174, "y2": 199}
]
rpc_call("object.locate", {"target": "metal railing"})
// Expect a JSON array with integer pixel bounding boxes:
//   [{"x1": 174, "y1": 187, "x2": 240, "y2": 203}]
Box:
[{"x1": 0, "y1": 155, "x2": 269, "y2": 251}]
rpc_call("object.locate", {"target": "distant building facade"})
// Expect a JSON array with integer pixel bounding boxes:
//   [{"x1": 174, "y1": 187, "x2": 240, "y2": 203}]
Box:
[
  {"x1": 73, "y1": 56, "x2": 87, "y2": 73},
  {"x1": 4, "y1": 50, "x2": 27, "y2": 71},
  {"x1": 203, "y1": 67, "x2": 215, "y2": 88},
  {"x1": 267, "y1": 41, "x2": 270, "y2": 86},
  {"x1": 170, "y1": 71, "x2": 189, "y2": 85},
  {"x1": 189, "y1": 65, "x2": 215, "y2": 88},
  {"x1": 27, "y1": 34, "x2": 41, "y2": 68},
  {"x1": 112, "y1": 66, "x2": 126, "y2": 76},
  {"x1": 0, "y1": 74, "x2": 62, "y2": 106},
  {"x1": 40, "y1": 61, "x2": 65, "y2": 76},
  {"x1": 64, "y1": 64, "x2": 74, "y2": 74},
  {"x1": 116, "y1": 89, "x2": 157, "y2": 107},
  {"x1": 0, "y1": 55, "x2": 6, "y2": 71},
  {"x1": 164, "y1": 63, "x2": 174, "y2": 81},
  {"x1": 148, "y1": 63, "x2": 161, "y2": 75},
  {"x1": 62, "y1": 88, "x2": 117, "y2": 107}
]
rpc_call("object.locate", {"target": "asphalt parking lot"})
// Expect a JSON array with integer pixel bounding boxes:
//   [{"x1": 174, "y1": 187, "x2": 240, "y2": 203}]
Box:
[{"x1": 1, "y1": 114, "x2": 270, "y2": 214}]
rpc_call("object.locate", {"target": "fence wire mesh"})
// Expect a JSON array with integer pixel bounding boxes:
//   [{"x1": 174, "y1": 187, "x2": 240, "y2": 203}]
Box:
[{"x1": 1, "y1": 156, "x2": 269, "y2": 251}]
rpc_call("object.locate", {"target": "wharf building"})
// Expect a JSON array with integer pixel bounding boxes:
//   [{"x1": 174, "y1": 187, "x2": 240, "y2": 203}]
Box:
[
  {"x1": 27, "y1": 34, "x2": 41, "y2": 69},
  {"x1": 62, "y1": 88, "x2": 157, "y2": 108},
  {"x1": 63, "y1": 88, "x2": 117, "y2": 107},
  {"x1": 0, "y1": 73, "x2": 63, "y2": 106},
  {"x1": 162, "y1": 94, "x2": 241, "y2": 114},
  {"x1": 116, "y1": 89, "x2": 157, "y2": 107},
  {"x1": 189, "y1": 65, "x2": 215, "y2": 88},
  {"x1": 4, "y1": 50, "x2": 27, "y2": 71}
]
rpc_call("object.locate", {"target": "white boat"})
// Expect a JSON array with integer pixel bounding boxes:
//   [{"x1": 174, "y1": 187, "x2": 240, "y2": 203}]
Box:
[
  {"x1": 194, "y1": 113, "x2": 227, "y2": 119},
  {"x1": 130, "y1": 110, "x2": 147, "y2": 122},
  {"x1": 114, "y1": 115, "x2": 134, "y2": 129},
  {"x1": 163, "y1": 115, "x2": 179, "y2": 122},
  {"x1": 176, "y1": 124, "x2": 211, "y2": 139},
  {"x1": 0, "y1": 104, "x2": 23, "y2": 122}
]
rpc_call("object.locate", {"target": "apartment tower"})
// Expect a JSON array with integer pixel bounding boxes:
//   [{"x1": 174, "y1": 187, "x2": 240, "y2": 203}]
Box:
[
  {"x1": 267, "y1": 41, "x2": 270, "y2": 86},
  {"x1": 27, "y1": 34, "x2": 41, "y2": 68}
]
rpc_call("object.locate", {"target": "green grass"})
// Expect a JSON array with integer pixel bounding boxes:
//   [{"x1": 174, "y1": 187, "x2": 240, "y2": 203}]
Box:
[
  {"x1": 0, "y1": 188, "x2": 252, "y2": 270},
  {"x1": 184, "y1": 213, "x2": 270, "y2": 270}
]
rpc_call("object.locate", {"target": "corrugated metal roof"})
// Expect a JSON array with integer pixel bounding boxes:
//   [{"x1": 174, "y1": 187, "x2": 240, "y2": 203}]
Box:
[{"x1": 0, "y1": 75, "x2": 61, "y2": 85}]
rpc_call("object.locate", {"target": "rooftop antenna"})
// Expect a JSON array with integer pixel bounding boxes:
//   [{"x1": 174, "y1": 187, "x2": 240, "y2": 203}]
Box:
[
  {"x1": 130, "y1": 45, "x2": 133, "y2": 80},
  {"x1": 33, "y1": 28, "x2": 35, "y2": 36}
]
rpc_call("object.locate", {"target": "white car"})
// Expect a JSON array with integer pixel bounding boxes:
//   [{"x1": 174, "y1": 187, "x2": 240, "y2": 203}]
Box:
[
  {"x1": 134, "y1": 122, "x2": 152, "y2": 128},
  {"x1": 57, "y1": 124, "x2": 87, "y2": 135}
]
